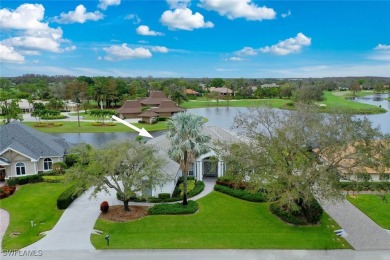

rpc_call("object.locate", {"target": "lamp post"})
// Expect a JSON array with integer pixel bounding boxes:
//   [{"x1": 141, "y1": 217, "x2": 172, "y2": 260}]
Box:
[{"x1": 105, "y1": 235, "x2": 110, "y2": 246}]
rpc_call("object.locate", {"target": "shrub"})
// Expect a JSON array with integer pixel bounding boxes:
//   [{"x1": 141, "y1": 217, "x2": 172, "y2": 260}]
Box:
[
  {"x1": 216, "y1": 177, "x2": 247, "y2": 190},
  {"x1": 339, "y1": 181, "x2": 390, "y2": 192},
  {"x1": 41, "y1": 115, "x2": 67, "y2": 120},
  {"x1": 214, "y1": 184, "x2": 267, "y2": 202},
  {"x1": 269, "y1": 199, "x2": 323, "y2": 225},
  {"x1": 52, "y1": 162, "x2": 67, "y2": 174},
  {"x1": 138, "y1": 120, "x2": 145, "y2": 123},
  {"x1": 188, "y1": 181, "x2": 204, "y2": 198},
  {"x1": 158, "y1": 117, "x2": 167, "y2": 121},
  {"x1": 65, "y1": 154, "x2": 78, "y2": 167},
  {"x1": 6, "y1": 175, "x2": 43, "y2": 186},
  {"x1": 57, "y1": 185, "x2": 78, "y2": 209},
  {"x1": 158, "y1": 193, "x2": 171, "y2": 200},
  {"x1": 148, "y1": 200, "x2": 198, "y2": 215},
  {"x1": 100, "y1": 201, "x2": 109, "y2": 213}
]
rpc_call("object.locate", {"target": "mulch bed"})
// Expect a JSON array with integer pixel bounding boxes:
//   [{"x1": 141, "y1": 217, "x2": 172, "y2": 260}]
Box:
[{"x1": 99, "y1": 205, "x2": 150, "y2": 222}]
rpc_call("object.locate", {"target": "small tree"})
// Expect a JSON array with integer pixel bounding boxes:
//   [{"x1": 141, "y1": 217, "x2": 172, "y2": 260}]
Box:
[
  {"x1": 67, "y1": 140, "x2": 167, "y2": 211},
  {"x1": 0, "y1": 98, "x2": 23, "y2": 124}
]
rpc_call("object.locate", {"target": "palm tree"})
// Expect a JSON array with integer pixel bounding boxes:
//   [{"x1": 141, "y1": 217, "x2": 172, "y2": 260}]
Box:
[{"x1": 167, "y1": 112, "x2": 210, "y2": 205}]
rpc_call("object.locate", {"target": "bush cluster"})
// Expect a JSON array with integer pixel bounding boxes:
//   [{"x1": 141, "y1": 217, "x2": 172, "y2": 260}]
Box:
[
  {"x1": 339, "y1": 181, "x2": 390, "y2": 191},
  {"x1": 188, "y1": 181, "x2": 204, "y2": 197},
  {"x1": 148, "y1": 200, "x2": 199, "y2": 215},
  {"x1": 148, "y1": 179, "x2": 204, "y2": 203},
  {"x1": 269, "y1": 199, "x2": 323, "y2": 225},
  {"x1": 52, "y1": 162, "x2": 67, "y2": 174},
  {"x1": 57, "y1": 185, "x2": 78, "y2": 209},
  {"x1": 41, "y1": 115, "x2": 67, "y2": 120},
  {"x1": 216, "y1": 177, "x2": 247, "y2": 190},
  {"x1": 214, "y1": 184, "x2": 267, "y2": 202},
  {"x1": 158, "y1": 193, "x2": 170, "y2": 200},
  {"x1": 100, "y1": 201, "x2": 109, "y2": 213},
  {"x1": 6, "y1": 175, "x2": 43, "y2": 186},
  {"x1": 157, "y1": 117, "x2": 167, "y2": 121},
  {"x1": 64, "y1": 154, "x2": 78, "y2": 168}
]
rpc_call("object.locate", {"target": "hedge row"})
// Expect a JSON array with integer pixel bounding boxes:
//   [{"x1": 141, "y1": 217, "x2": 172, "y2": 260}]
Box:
[
  {"x1": 148, "y1": 180, "x2": 205, "y2": 203},
  {"x1": 6, "y1": 175, "x2": 43, "y2": 186},
  {"x1": 214, "y1": 184, "x2": 267, "y2": 202},
  {"x1": 148, "y1": 200, "x2": 199, "y2": 215},
  {"x1": 57, "y1": 185, "x2": 78, "y2": 209},
  {"x1": 339, "y1": 181, "x2": 390, "y2": 191}
]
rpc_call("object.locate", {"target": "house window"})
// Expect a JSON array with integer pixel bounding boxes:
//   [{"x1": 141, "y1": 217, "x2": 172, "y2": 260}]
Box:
[
  {"x1": 16, "y1": 162, "x2": 26, "y2": 175},
  {"x1": 43, "y1": 158, "x2": 53, "y2": 171},
  {"x1": 188, "y1": 163, "x2": 194, "y2": 176}
]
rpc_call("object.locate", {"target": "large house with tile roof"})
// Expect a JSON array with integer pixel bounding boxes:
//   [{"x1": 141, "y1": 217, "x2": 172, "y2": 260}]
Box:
[
  {"x1": 145, "y1": 126, "x2": 242, "y2": 197},
  {"x1": 0, "y1": 122, "x2": 71, "y2": 180}
]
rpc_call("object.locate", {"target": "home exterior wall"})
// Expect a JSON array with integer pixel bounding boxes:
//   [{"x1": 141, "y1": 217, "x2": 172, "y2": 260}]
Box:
[
  {"x1": 36, "y1": 157, "x2": 63, "y2": 172},
  {"x1": 120, "y1": 113, "x2": 140, "y2": 119}
]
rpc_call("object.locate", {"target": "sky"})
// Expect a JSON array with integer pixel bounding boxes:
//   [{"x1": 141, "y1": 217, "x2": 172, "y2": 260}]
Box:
[{"x1": 0, "y1": 0, "x2": 389, "y2": 78}]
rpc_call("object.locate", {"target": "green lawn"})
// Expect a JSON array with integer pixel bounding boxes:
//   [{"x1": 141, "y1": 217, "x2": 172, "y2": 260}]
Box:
[
  {"x1": 0, "y1": 182, "x2": 69, "y2": 250},
  {"x1": 319, "y1": 92, "x2": 386, "y2": 114},
  {"x1": 91, "y1": 192, "x2": 349, "y2": 249},
  {"x1": 23, "y1": 121, "x2": 168, "y2": 133},
  {"x1": 331, "y1": 90, "x2": 375, "y2": 98},
  {"x1": 182, "y1": 98, "x2": 290, "y2": 109},
  {"x1": 347, "y1": 194, "x2": 390, "y2": 229}
]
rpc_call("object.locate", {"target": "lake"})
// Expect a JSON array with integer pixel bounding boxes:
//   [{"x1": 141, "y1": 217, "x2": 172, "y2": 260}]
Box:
[{"x1": 51, "y1": 94, "x2": 390, "y2": 146}]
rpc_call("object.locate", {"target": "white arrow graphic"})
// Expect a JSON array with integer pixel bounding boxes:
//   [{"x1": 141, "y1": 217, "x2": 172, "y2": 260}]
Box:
[{"x1": 112, "y1": 115, "x2": 153, "y2": 138}]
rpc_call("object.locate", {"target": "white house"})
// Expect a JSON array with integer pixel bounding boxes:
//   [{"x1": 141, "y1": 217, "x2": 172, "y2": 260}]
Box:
[
  {"x1": 146, "y1": 126, "x2": 242, "y2": 197},
  {"x1": 0, "y1": 122, "x2": 71, "y2": 181}
]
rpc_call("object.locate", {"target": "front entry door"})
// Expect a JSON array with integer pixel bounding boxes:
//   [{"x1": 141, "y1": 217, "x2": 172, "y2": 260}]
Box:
[
  {"x1": 0, "y1": 168, "x2": 5, "y2": 181},
  {"x1": 203, "y1": 158, "x2": 218, "y2": 177}
]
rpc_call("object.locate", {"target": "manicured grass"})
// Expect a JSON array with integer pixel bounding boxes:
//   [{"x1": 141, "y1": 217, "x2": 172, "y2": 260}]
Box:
[
  {"x1": 68, "y1": 112, "x2": 110, "y2": 121},
  {"x1": 319, "y1": 92, "x2": 386, "y2": 114},
  {"x1": 23, "y1": 121, "x2": 168, "y2": 133},
  {"x1": 91, "y1": 192, "x2": 350, "y2": 249},
  {"x1": 182, "y1": 98, "x2": 290, "y2": 109},
  {"x1": 0, "y1": 182, "x2": 69, "y2": 250},
  {"x1": 331, "y1": 90, "x2": 375, "y2": 98},
  {"x1": 347, "y1": 194, "x2": 390, "y2": 229}
]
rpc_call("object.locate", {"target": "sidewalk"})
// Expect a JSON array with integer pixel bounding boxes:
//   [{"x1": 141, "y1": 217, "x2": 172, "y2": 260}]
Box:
[{"x1": 0, "y1": 208, "x2": 9, "y2": 250}]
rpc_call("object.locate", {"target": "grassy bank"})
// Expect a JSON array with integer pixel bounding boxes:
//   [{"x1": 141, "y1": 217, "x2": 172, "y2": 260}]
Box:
[
  {"x1": 0, "y1": 182, "x2": 69, "y2": 250},
  {"x1": 91, "y1": 192, "x2": 349, "y2": 249},
  {"x1": 320, "y1": 92, "x2": 386, "y2": 114},
  {"x1": 23, "y1": 121, "x2": 168, "y2": 133},
  {"x1": 347, "y1": 194, "x2": 390, "y2": 229}
]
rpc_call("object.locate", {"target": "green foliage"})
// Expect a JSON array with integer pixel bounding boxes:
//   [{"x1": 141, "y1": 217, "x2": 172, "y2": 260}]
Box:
[
  {"x1": 269, "y1": 203, "x2": 308, "y2": 225},
  {"x1": 6, "y1": 175, "x2": 43, "y2": 185},
  {"x1": 148, "y1": 200, "x2": 199, "y2": 215},
  {"x1": 270, "y1": 199, "x2": 323, "y2": 225},
  {"x1": 64, "y1": 154, "x2": 78, "y2": 167},
  {"x1": 52, "y1": 162, "x2": 67, "y2": 174},
  {"x1": 158, "y1": 117, "x2": 167, "y2": 121},
  {"x1": 214, "y1": 184, "x2": 267, "y2": 202},
  {"x1": 187, "y1": 181, "x2": 204, "y2": 197},
  {"x1": 57, "y1": 184, "x2": 78, "y2": 209},
  {"x1": 158, "y1": 193, "x2": 171, "y2": 199},
  {"x1": 339, "y1": 181, "x2": 390, "y2": 191}
]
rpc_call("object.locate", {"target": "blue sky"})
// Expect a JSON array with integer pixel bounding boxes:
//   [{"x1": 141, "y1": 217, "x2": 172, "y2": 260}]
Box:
[{"x1": 0, "y1": 0, "x2": 389, "y2": 78}]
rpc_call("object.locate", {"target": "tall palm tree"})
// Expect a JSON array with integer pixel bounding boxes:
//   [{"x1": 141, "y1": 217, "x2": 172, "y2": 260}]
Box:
[{"x1": 167, "y1": 112, "x2": 210, "y2": 205}]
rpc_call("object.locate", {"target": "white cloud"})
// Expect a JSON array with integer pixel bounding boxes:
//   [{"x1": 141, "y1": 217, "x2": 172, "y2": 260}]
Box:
[
  {"x1": 374, "y1": 44, "x2": 390, "y2": 51},
  {"x1": 103, "y1": 44, "x2": 152, "y2": 61},
  {"x1": 0, "y1": 44, "x2": 25, "y2": 63},
  {"x1": 281, "y1": 10, "x2": 291, "y2": 18},
  {"x1": 151, "y1": 46, "x2": 169, "y2": 53},
  {"x1": 235, "y1": 46, "x2": 257, "y2": 56},
  {"x1": 260, "y1": 33, "x2": 311, "y2": 55},
  {"x1": 136, "y1": 25, "x2": 164, "y2": 36},
  {"x1": 0, "y1": 3, "x2": 75, "y2": 63},
  {"x1": 160, "y1": 8, "x2": 214, "y2": 30},
  {"x1": 199, "y1": 0, "x2": 276, "y2": 21},
  {"x1": 167, "y1": 0, "x2": 191, "y2": 9},
  {"x1": 98, "y1": 0, "x2": 121, "y2": 10},
  {"x1": 52, "y1": 5, "x2": 103, "y2": 24},
  {"x1": 228, "y1": 57, "x2": 243, "y2": 61},
  {"x1": 125, "y1": 14, "x2": 141, "y2": 24}
]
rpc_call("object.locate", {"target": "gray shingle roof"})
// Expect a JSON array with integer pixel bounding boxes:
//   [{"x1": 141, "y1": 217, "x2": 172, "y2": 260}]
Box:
[{"x1": 0, "y1": 121, "x2": 71, "y2": 160}]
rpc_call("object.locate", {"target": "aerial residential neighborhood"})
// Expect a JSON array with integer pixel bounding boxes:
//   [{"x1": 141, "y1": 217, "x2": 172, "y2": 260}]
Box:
[{"x1": 0, "y1": 0, "x2": 390, "y2": 259}]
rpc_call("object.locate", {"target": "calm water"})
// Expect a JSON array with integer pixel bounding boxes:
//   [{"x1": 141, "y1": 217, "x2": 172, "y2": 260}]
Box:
[{"x1": 51, "y1": 94, "x2": 390, "y2": 146}]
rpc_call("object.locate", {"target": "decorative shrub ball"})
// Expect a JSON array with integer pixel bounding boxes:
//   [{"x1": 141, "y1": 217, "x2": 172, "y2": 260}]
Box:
[{"x1": 100, "y1": 201, "x2": 109, "y2": 213}]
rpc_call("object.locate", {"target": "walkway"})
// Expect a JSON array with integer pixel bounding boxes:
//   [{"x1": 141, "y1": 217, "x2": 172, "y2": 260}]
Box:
[
  {"x1": 23, "y1": 178, "x2": 217, "y2": 251},
  {"x1": 320, "y1": 198, "x2": 390, "y2": 250},
  {"x1": 0, "y1": 208, "x2": 9, "y2": 251}
]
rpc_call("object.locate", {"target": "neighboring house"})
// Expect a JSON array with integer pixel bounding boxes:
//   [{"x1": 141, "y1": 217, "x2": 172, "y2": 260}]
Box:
[
  {"x1": 139, "y1": 110, "x2": 159, "y2": 124},
  {"x1": 0, "y1": 122, "x2": 71, "y2": 180},
  {"x1": 152, "y1": 100, "x2": 184, "y2": 117},
  {"x1": 140, "y1": 91, "x2": 170, "y2": 107},
  {"x1": 261, "y1": 83, "x2": 279, "y2": 88},
  {"x1": 146, "y1": 126, "x2": 242, "y2": 197},
  {"x1": 0, "y1": 99, "x2": 33, "y2": 114},
  {"x1": 185, "y1": 89, "x2": 200, "y2": 96},
  {"x1": 117, "y1": 92, "x2": 183, "y2": 119},
  {"x1": 209, "y1": 87, "x2": 233, "y2": 96},
  {"x1": 116, "y1": 100, "x2": 143, "y2": 119}
]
